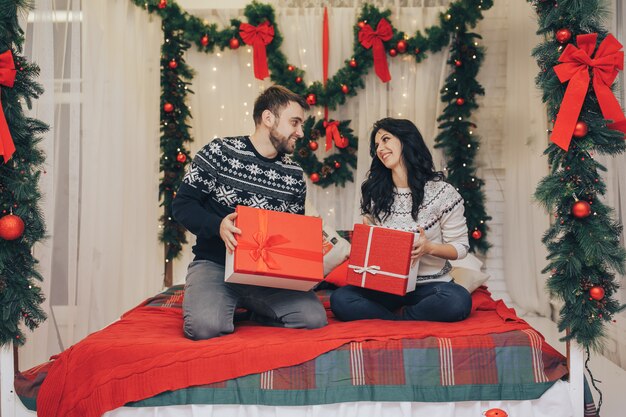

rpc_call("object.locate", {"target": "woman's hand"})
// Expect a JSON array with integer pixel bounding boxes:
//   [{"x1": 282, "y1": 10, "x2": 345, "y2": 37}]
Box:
[
  {"x1": 411, "y1": 227, "x2": 431, "y2": 266},
  {"x1": 220, "y1": 212, "x2": 242, "y2": 253}
]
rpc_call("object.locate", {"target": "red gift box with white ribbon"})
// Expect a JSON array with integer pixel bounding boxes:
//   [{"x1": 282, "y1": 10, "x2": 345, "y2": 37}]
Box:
[{"x1": 346, "y1": 223, "x2": 419, "y2": 295}]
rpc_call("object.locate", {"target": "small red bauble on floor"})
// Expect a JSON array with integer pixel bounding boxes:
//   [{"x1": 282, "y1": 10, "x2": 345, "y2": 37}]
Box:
[
  {"x1": 163, "y1": 103, "x2": 174, "y2": 113},
  {"x1": 555, "y1": 28, "x2": 572, "y2": 44},
  {"x1": 484, "y1": 408, "x2": 508, "y2": 417},
  {"x1": 572, "y1": 200, "x2": 591, "y2": 218},
  {"x1": 310, "y1": 173, "x2": 320, "y2": 183},
  {"x1": 176, "y1": 153, "x2": 187, "y2": 163},
  {"x1": 573, "y1": 121, "x2": 588, "y2": 138},
  {"x1": 589, "y1": 286, "x2": 605, "y2": 301},
  {"x1": 308, "y1": 141, "x2": 319, "y2": 151},
  {"x1": 0, "y1": 214, "x2": 25, "y2": 241},
  {"x1": 229, "y1": 38, "x2": 240, "y2": 50},
  {"x1": 471, "y1": 230, "x2": 482, "y2": 240}
]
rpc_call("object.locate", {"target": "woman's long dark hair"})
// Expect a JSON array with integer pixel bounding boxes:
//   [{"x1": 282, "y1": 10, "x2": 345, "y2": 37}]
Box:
[{"x1": 360, "y1": 118, "x2": 444, "y2": 222}]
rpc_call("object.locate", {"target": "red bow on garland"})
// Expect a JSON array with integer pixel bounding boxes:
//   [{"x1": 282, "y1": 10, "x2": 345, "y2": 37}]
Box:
[
  {"x1": 324, "y1": 120, "x2": 340, "y2": 151},
  {"x1": 0, "y1": 50, "x2": 17, "y2": 162},
  {"x1": 358, "y1": 18, "x2": 393, "y2": 83},
  {"x1": 239, "y1": 21, "x2": 274, "y2": 80},
  {"x1": 551, "y1": 33, "x2": 626, "y2": 151}
]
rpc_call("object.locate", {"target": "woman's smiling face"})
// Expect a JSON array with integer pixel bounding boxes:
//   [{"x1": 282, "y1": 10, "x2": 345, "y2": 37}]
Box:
[{"x1": 374, "y1": 128, "x2": 403, "y2": 170}]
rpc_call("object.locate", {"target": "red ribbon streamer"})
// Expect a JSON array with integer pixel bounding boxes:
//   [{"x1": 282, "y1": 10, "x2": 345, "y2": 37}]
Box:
[
  {"x1": 551, "y1": 33, "x2": 626, "y2": 150},
  {"x1": 0, "y1": 50, "x2": 17, "y2": 162},
  {"x1": 324, "y1": 120, "x2": 340, "y2": 151},
  {"x1": 323, "y1": 7, "x2": 330, "y2": 121},
  {"x1": 237, "y1": 210, "x2": 319, "y2": 272},
  {"x1": 358, "y1": 18, "x2": 393, "y2": 83},
  {"x1": 239, "y1": 21, "x2": 274, "y2": 80}
]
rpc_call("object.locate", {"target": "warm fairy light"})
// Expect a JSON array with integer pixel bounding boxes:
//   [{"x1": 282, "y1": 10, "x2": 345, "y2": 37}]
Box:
[{"x1": 212, "y1": 67, "x2": 217, "y2": 71}]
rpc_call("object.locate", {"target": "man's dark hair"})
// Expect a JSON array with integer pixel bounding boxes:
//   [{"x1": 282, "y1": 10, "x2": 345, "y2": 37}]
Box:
[{"x1": 253, "y1": 85, "x2": 309, "y2": 125}]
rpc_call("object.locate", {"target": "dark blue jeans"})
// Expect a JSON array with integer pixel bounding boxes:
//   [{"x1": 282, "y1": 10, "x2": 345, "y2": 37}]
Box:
[{"x1": 330, "y1": 280, "x2": 472, "y2": 322}]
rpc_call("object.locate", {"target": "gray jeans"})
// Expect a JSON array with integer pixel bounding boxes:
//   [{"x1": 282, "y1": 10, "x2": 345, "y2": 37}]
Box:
[{"x1": 183, "y1": 260, "x2": 328, "y2": 340}]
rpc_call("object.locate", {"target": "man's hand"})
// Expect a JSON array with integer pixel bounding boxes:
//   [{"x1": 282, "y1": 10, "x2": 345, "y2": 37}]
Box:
[{"x1": 220, "y1": 212, "x2": 241, "y2": 253}]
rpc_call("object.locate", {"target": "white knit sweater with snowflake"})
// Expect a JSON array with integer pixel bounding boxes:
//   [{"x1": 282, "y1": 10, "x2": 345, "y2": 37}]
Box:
[{"x1": 373, "y1": 180, "x2": 469, "y2": 284}]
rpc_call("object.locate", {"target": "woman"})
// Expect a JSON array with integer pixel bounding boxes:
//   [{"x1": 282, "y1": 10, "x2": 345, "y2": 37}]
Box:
[{"x1": 330, "y1": 118, "x2": 472, "y2": 322}]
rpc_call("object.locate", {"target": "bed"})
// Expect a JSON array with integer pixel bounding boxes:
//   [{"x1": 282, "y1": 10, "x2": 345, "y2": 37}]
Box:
[{"x1": 1, "y1": 282, "x2": 596, "y2": 417}]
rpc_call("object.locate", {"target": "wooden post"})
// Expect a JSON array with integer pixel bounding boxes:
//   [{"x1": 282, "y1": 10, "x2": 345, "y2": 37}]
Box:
[{"x1": 164, "y1": 244, "x2": 173, "y2": 288}]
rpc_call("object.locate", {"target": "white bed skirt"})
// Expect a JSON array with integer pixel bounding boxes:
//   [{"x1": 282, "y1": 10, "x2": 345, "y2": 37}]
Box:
[{"x1": 102, "y1": 380, "x2": 574, "y2": 417}]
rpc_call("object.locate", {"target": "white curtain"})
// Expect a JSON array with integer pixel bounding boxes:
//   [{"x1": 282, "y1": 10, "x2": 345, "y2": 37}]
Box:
[
  {"x1": 175, "y1": 2, "x2": 449, "y2": 283},
  {"x1": 502, "y1": 0, "x2": 550, "y2": 316},
  {"x1": 77, "y1": 0, "x2": 162, "y2": 341},
  {"x1": 18, "y1": 0, "x2": 162, "y2": 370}
]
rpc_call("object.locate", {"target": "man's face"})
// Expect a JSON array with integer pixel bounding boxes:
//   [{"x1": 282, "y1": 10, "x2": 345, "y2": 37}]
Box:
[{"x1": 268, "y1": 101, "x2": 305, "y2": 154}]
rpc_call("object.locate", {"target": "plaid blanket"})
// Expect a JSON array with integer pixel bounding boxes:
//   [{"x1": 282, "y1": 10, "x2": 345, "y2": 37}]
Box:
[{"x1": 16, "y1": 285, "x2": 577, "y2": 414}]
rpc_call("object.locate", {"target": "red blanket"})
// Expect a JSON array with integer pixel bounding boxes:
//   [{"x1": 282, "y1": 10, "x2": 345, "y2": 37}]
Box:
[{"x1": 37, "y1": 288, "x2": 530, "y2": 417}]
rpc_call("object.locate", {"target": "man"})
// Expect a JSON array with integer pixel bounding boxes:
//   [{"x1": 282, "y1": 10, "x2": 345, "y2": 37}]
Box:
[{"x1": 173, "y1": 85, "x2": 328, "y2": 340}]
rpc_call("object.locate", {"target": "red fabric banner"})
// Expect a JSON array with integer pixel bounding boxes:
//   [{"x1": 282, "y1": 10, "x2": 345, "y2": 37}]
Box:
[
  {"x1": 239, "y1": 21, "x2": 274, "y2": 80},
  {"x1": 551, "y1": 33, "x2": 626, "y2": 150},
  {"x1": 0, "y1": 50, "x2": 17, "y2": 162},
  {"x1": 358, "y1": 18, "x2": 393, "y2": 83},
  {"x1": 323, "y1": 7, "x2": 330, "y2": 121}
]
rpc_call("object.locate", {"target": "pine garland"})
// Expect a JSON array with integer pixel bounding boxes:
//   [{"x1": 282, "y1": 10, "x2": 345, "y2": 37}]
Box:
[
  {"x1": 132, "y1": 0, "x2": 493, "y2": 261},
  {"x1": 0, "y1": 0, "x2": 48, "y2": 347},
  {"x1": 530, "y1": 0, "x2": 626, "y2": 350}
]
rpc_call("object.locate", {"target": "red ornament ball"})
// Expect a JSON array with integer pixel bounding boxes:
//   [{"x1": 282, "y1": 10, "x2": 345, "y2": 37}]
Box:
[
  {"x1": 573, "y1": 121, "x2": 588, "y2": 138},
  {"x1": 306, "y1": 93, "x2": 317, "y2": 106},
  {"x1": 456, "y1": 98, "x2": 465, "y2": 106},
  {"x1": 454, "y1": 59, "x2": 462, "y2": 67},
  {"x1": 471, "y1": 230, "x2": 482, "y2": 240},
  {"x1": 0, "y1": 214, "x2": 25, "y2": 241},
  {"x1": 308, "y1": 141, "x2": 319, "y2": 151},
  {"x1": 349, "y1": 59, "x2": 358, "y2": 68},
  {"x1": 176, "y1": 153, "x2": 187, "y2": 163},
  {"x1": 287, "y1": 65, "x2": 295, "y2": 71},
  {"x1": 158, "y1": 0, "x2": 167, "y2": 9},
  {"x1": 310, "y1": 172, "x2": 320, "y2": 183},
  {"x1": 201, "y1": 35, "x2": 210, "y2": 47},
  {"x1": 414, "y1": 48, "x2": 421, "y2": 55},
  {"x1": 555, "y1": 28, "x2": 572, "y2": 44},
  {"x1": 589, "y1": 286, "x2": 605, "y2": 301},
  {"x1": 168, "y1": 59, "x2": 178, "y2": 69},
  {"x1": 341, "y1": 84, "x2": 349, "y2": 94},
  {"x1": 334, "y1": 161, "x2": 341, "y2": 169},
  {"x1": 572, "y1": 200, "x2": 591, "y2": 218},
  {"x1": 357, "y1": 21, "x2": 366, "y2": 28},
  {"x1": 163, "y1": 102, "x2": 174, "y2": 113},
  {"x1": 335, "y1": 136, "x2": 349, "y2": 149},
  {"x1": 389, "y1": 48, "x2": 398, "y2": 57},
  {"x1": 396, "y1": 40, "x2": 407, "y2": 53},
  {"x1": 484, "y1": 409, "x2": 508, "y2": 417},
  {"x1": 229, "y1": 38, "x2": 240, "y2": 50},
  {"x1": 295, "y1": 76, "x2": 303, "y2": 84}
]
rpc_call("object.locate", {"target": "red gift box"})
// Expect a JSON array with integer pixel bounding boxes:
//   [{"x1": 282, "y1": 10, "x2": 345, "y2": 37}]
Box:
[
  {"x1": 224, "y1": 205, "x2": 324, "y2": 291},
  {"x1": 346, "y1": 223, "x2": 418, "y2": 295}
]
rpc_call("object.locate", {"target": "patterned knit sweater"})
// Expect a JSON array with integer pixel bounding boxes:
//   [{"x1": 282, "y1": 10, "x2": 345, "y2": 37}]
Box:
[
  {"x1": 172, "y1": 136, "x2": 306, "y2": 265},
  {"x1": 373, "y1": 180, "x2": 469, "y2": 284}
]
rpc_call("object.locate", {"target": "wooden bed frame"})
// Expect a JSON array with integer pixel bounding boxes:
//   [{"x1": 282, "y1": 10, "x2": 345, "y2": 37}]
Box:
[{"x1": 0, "y1": 340, "x2": 585, "y2": 417}]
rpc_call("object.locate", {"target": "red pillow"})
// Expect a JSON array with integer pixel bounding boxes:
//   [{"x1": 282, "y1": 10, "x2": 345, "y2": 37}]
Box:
[{"x1": 324, "y1": 260, "x2": 349, "y2": 287}]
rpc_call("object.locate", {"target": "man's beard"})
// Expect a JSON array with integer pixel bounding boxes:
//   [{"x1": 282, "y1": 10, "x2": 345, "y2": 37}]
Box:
[{"x1": 269, "y1": 128, "x2": 296, "y2": 154}]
